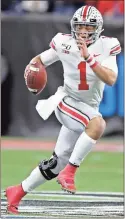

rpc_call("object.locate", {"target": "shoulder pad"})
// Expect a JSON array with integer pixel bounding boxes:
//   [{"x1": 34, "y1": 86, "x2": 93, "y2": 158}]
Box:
[
  {"x1": 49, "y1": 33, "x2": 72, "y2": 51},
  {"x1": 101, "y1": 36, "x2": 121, "y2": 56}
]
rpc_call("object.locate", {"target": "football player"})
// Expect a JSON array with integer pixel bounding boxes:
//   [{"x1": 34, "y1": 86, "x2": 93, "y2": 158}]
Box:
[{"x1": 5, "y1": 5, "x2": 121, "y2": 214}]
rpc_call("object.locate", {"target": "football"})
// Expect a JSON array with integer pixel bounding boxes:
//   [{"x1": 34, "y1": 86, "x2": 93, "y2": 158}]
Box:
[{"x1": 25, "y1": 62, "x2": 47, "y2": 94}]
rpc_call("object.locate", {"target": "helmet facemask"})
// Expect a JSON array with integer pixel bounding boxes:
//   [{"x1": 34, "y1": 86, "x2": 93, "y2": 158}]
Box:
[
  {"x1": 72, "y1": 22, "x2": 98, "y2": 45},
  {"x1": 71, "y1": 20, "x2": 103, "y2": 45}
]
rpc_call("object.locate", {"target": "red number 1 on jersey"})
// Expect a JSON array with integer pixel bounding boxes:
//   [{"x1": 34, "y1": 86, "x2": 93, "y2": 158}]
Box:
[{"x1": 78, "y1": 62, "x2": 89, "y2": 90}]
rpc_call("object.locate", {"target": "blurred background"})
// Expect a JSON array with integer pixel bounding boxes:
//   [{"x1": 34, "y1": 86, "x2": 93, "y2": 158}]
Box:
[{"x1": 1, "y1": 0, "x2": 124, "y2": 193}]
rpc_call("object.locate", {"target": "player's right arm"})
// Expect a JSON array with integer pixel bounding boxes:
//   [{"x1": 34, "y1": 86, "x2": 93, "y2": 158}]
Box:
[
  {"x1": 29, "y1": 48, "x2": 59, "y2": 66},
  {"x1": 24, "y1": 33, "x2": 60, "y2": 78},
  {"x1": 30, "y1": 33, "x2": 60, "y2": 66}
]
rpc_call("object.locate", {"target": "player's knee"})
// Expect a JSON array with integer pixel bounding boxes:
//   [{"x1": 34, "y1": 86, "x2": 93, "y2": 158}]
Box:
[
  {"x1": 99, "y1": 117, "x2": 106, "y2": 132},
  {"x1": 86, "y1": 117, "x2": 106, "y2": 138},
  {"x1": 38, "y1": 152, "x2": 58, "y2": 180},
  {"x1": 93, "y1": 117, "x2": 106, "y2": 134}
]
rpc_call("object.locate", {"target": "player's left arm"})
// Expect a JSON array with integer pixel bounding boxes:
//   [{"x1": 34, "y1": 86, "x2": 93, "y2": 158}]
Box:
[
  {"x1": 88, "y1": 55, "x2": 118, "y2": 86},
  {"x1": 77, "y1": 37, "x2": 121, "y2": 86}
]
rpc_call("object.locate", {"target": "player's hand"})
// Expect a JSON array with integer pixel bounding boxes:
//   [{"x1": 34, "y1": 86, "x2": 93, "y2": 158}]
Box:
[
  {"x1": 24, "y1": 64, "x2": 31, "y2": 80},
  {"x1": 76, "y1": 37, "x2": 90, "y2": 59},
  {"x1": 24, "y1": 62, "x2": 37, "y2": 79}
]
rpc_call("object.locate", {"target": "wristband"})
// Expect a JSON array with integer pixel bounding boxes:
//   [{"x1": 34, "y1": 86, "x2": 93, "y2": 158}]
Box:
[{"x1": 85, "y1": 54, "x2": 98, "y2": 68}]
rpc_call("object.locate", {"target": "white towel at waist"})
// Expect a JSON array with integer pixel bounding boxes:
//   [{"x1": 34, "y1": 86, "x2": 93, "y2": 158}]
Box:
[{"x1": 36, "y1": 86, "x2": 67, "y2": 120}]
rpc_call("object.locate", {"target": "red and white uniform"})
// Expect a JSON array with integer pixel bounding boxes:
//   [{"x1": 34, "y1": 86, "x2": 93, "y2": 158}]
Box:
[
  {"x1": 40, "y1": 33, "x2": 121, "y2": 109},
  {"x1": 40, "y1": 33, "x2": 121, "y2": 132}
]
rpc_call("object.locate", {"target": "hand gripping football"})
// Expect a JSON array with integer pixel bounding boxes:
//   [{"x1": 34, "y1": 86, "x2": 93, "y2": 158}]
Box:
[{"x1": 24, "y1": 62, "x2": 47, "y2": 94}]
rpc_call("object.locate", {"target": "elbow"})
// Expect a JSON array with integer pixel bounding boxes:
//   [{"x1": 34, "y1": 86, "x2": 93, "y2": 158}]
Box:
[
  {"x1": 107, "y1": 75, "x2": 117, "y2": 86},
  {"x1": 107, "y1": 79, "x2": 116, "y2": 86}
]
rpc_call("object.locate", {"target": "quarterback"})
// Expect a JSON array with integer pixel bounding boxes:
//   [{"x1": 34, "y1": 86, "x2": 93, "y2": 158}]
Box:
[{"x1": 5, "y1": 6, "x2": 121, "y2": 214}]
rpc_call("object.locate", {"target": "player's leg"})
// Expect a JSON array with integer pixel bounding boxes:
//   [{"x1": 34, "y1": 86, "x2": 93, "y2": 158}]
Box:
[
  {"x1": 69, "y1": 116, "x2": 106, "y2": 165},
  {"x1": 21, "y1": 125, "x2": 79, "y2": 192},
  {"x1": 58, "y1": 117, "x2": 106, "y2": 193},
  {"x1": 56, "y1": 97, "x2": 106, "y2": 193},
  {"x1": 52, "y1": 125, "x2": 80, "y2": 174},
  {"x1": 5, "y1": 125, "x2": 80, "y2": 214}
]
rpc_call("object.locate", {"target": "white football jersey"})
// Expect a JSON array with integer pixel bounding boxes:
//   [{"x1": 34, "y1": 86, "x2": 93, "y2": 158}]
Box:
[{"x1": 40, "y1": 33, "x2": 121, "y2": 109}]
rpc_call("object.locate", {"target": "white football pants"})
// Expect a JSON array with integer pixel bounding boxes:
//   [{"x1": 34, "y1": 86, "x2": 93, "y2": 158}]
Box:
[{"x1": 52, "y1": 96, "x2": 101, "y2": 173}]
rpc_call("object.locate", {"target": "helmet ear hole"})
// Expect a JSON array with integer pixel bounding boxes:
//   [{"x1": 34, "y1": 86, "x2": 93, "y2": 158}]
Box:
[{"x1": 73, "y1": 17, "x2": 78, "y2": 21}]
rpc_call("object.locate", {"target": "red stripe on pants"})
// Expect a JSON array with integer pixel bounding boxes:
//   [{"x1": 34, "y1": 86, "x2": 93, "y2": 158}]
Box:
[{"x1": 59, "y1": 102, "x2": 89, "y2": 126}]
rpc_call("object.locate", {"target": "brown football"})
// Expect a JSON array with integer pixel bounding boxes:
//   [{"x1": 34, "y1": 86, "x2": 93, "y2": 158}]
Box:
[{"x1": 26, "y1": 62, "x2": 47, "y2": 94}]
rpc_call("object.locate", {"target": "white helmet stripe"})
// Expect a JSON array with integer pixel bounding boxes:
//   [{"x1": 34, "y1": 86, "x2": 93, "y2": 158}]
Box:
[{"x1": 82, "y1": 5, "x2": 91, "y2": 20}]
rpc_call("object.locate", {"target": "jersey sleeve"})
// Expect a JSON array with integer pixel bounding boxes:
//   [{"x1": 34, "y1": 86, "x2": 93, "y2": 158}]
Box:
[
  {"x1": 40, "y1": 33, "x2": 62, "y2": 66},
  {"x1": 49, "y1": 33, "x2": 62, "y2": 51},
  {"x1": 40, "y1": 48, "x2": 59, "y2": 67},
  {"x1": 40, "y1": 33, "x2": 66, "y2": 66},
  {"x1": 109, "y1": 38, "x2": 121, "y2": 56},
  {"x1": 101, "y1": 56, "x2": 118, "y2": 76}
]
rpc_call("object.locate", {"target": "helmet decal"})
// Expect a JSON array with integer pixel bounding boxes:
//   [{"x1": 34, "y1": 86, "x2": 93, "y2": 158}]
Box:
[{"x1": 82, "y1": 6, "x2": 91, "y2": 20}]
